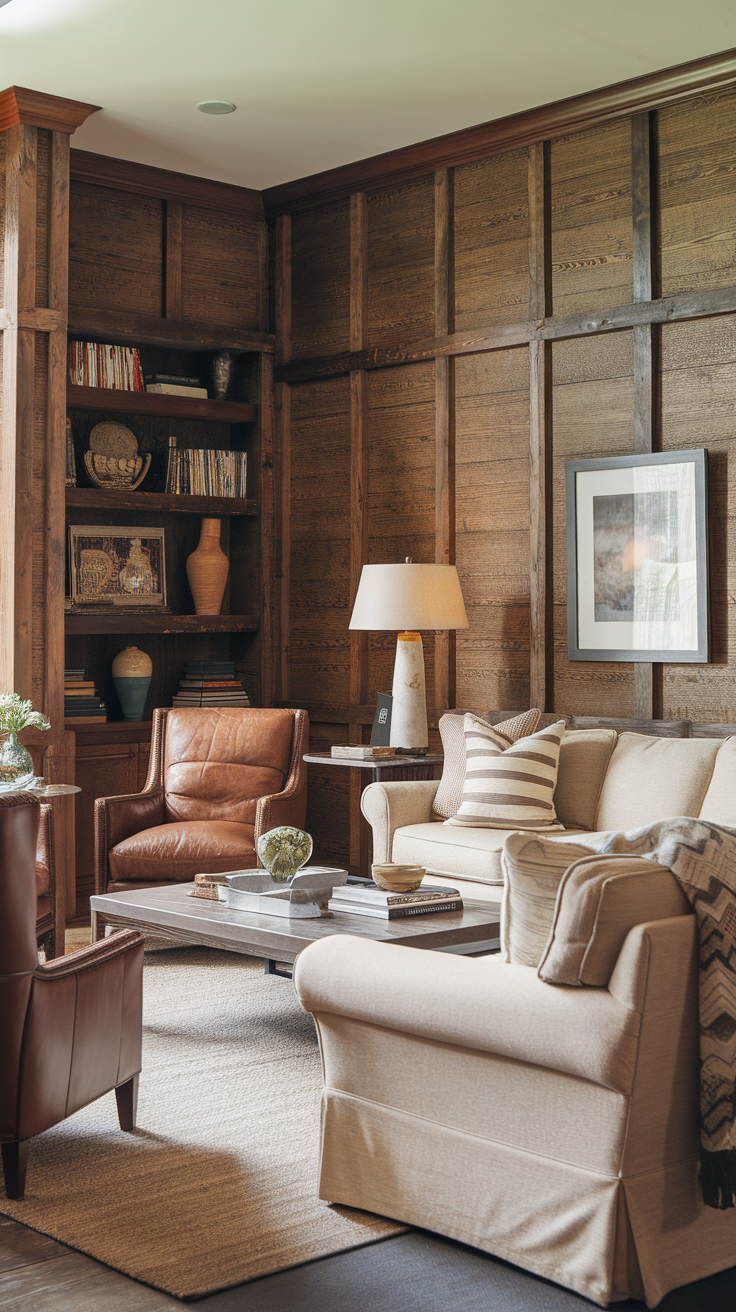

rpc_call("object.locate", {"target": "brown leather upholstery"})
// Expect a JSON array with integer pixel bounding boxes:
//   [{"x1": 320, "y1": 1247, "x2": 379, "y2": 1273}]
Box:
[
  {"x1": 0, "y1": 793, "x2": 144, "y2": 1199},
  {"x1": 94, "y1": 708, "x2": 309, "y2": 903}
]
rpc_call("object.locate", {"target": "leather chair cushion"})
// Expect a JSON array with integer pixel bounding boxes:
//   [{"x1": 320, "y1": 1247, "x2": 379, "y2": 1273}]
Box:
[
  {"x1": 36, "y1": 894, "x2": 51, "y2": 923},
  {"x1": 108, "y1": 820, "x2": 257, "y2": 882},
  {"x1": 163, "y1": 708, "x2": 295, "y2": 824}
]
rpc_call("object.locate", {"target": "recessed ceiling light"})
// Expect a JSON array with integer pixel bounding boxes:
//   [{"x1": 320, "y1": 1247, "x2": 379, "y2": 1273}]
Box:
[{"x1": 196, "y1": 100, "x2": 236, "y2": 115}]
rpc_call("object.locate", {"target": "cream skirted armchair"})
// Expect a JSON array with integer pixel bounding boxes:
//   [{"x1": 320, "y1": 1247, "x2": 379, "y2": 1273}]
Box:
[{"x1": 294, "y1": 834, "x2": 736, "y2": 1308}]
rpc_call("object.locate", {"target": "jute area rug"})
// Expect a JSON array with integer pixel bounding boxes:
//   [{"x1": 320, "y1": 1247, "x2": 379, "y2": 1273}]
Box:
[{"x1": 1, "y1": 947, "x2": 404, "y2": 1298}]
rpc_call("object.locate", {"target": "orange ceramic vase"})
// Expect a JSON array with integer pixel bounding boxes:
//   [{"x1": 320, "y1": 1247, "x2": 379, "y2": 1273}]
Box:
[{"x1": 186, "y1": 518, "x2": 229, "y2": 615}]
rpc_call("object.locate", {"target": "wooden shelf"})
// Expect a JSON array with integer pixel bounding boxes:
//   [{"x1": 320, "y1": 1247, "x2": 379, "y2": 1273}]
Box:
[
  {"x1": 65, "y1": 488, "x2": 256, "y2": 516},
  {"x1": 67, "y1": 384, "x2": 257, "y2": 423},
  {"x1": 67, "y1": 306, "x2": 275, "y2": 355},
  {"x1": 65, "y1": 612, "x2": 259, "y2": 635}
]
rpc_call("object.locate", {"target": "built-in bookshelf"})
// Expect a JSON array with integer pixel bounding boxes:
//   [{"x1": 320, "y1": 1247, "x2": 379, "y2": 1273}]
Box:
[{"x1": 65, "y1": 320, "x2": 268, "y2": 726}]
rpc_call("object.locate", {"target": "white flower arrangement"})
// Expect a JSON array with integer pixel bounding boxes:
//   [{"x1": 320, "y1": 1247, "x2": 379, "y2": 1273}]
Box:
[{"x1": 0, "y1": 694, "x2": 51, "y2": 736}]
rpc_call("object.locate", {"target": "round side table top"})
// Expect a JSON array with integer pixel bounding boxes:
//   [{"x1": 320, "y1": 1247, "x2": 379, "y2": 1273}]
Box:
[{"x1": 27, "y1": 782, "x2": 82, "y2": 797}]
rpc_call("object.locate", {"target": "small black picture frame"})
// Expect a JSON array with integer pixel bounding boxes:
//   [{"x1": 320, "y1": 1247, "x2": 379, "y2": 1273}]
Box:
[{"x1": 566, "y1": 448, "x2": 709, "y2": 664}]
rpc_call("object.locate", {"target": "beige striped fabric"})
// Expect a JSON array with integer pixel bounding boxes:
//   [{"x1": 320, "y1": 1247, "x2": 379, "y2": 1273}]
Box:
[
  {"x1": 432, "y1": 708, "x2": 541, "y2": 819},
  {"x1": 444, "y1": 715, "x2": 566, "y2": 830}
]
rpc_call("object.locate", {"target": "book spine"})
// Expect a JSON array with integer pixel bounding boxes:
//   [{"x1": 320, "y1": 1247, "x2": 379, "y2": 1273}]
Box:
[{"x1": 330, "y1": 899, "x2": 463, "y2": 919}]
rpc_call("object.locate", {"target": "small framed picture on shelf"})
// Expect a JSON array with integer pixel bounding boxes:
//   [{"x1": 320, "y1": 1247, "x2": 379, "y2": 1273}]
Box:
[
  {"x1": 566, "y1": 448, "x2": 709, "y2": 663},
  {"x1": 68, "y1": 525, "x2": 167, "y2": 609}
]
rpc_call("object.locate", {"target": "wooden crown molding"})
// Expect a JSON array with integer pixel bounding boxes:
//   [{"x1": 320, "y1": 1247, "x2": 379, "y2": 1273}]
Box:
[
  {"x1": 263, "y1": 45, "x2": 736, "y2": 215},
  {"x1": 70, "y1": 149, "x2": 265, "y2": 220},
  {"x1": 0, "y1": 86, "x2": 99, "y2": 135}
]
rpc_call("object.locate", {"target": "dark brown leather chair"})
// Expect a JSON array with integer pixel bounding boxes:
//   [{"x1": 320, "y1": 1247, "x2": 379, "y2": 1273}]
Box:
[
  {"x1": 1, "y1": 792, "x2": 144, "y2": 1199},
  {"x1": 94, "y1": 707, "x2": 309, "y2": 905}
]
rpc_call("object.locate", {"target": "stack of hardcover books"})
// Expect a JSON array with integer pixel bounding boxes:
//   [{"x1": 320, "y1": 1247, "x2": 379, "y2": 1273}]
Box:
[
  {"x1": 330, "y1": 745, "x2": 395, "y2": 760},
  {"x1": 164, "y1": 438, "x2": 247, "y2": 498},
  {"x1": 328, "y1": 883, "x2": 462, "y2": 919},
  {"x1": 172, "y1": 662, "x2": 250, "y2": 709},
  {"x1": 64, "y1": 669, "x2": 107, "y2": 724},
  {"x1": 68, "y1": 341, "x2": 144, "y2": 391},
  {"x1": 145, "y1": 372, "x2": 207, "y2": 399}
]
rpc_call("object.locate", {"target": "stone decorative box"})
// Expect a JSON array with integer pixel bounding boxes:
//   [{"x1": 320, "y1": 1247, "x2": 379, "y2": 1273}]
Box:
[{"x1": 223, "y1": 867, "x2": 348, "y2": 919}]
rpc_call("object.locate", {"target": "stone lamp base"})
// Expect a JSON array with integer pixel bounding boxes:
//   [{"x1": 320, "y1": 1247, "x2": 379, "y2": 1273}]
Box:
[{"x1": 389, "y1": 631, "x2": 428, "y2": 752}]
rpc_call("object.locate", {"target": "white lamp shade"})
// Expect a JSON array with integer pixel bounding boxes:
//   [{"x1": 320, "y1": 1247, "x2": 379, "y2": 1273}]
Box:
[{"x1": 349, "y1": 563, "x2": 469, "y2": 631}]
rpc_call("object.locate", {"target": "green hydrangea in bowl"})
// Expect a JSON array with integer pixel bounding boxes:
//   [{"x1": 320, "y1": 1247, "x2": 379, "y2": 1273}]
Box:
[{"x1": 0, "y1": 695, "x2": 50, "y2": 791}]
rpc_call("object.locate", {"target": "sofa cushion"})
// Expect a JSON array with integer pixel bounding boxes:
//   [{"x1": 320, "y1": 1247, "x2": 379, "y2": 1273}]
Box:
[
  {"x1": 445, "y1": 717, "x2": 566, "y2": 831},
  {"x1": 698, "y1": 736, "x2": 736, "y2": 827},
  {"x1": 392, "y1": 823, "x2": 525, "y2": 887},
  {"x1": 538, "y1": 855, "x2": 691, "y2": 986},
  {"x1": 163, "y1": 708, "x2": 294, "y2": 824},
  {"x1": 554, "y1": 729, "x2": 618, "y2": 830},
  {"x1": 433, "y1": 709, "x2": 541, "y2": 820},
  {"x1": 594, "y1": 732, "x2": 721, "y2": 832},
  {"x1": 109, "y1": 820, "x2": 256, "y2": 882},
  {"x1": 500, "y1": 832, "x2": 599, "y2": 965}
]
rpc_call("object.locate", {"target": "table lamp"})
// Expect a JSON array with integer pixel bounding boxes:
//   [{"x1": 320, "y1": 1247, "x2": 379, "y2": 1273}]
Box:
[{"x1": 349, "y1": 559, "x2": 469, "y2": 753}]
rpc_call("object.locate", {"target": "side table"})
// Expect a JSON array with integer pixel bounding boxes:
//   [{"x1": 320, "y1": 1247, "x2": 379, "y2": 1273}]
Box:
[
  {"x1": 302, "y1": 752, "x2": 443, "y2": 877},
  {"x1": 27, "y1": 782, "x2": 82, "y2": 952}
]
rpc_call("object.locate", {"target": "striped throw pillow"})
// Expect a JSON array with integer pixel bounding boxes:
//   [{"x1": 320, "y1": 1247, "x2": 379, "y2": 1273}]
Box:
[
  {"x1": 433, "y1": 708, "x2": 542, "y2": 819},
  {"x1": 444, "y1": 715, "x2": 566, "y2": 830}
]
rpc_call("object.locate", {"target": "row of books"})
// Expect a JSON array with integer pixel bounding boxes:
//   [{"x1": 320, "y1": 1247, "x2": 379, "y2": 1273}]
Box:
[
  {"x1": 68, "y1": 342, "x2": 144, "y2": 391},
  {"x1": 328, "y1": 883, "x2": 462, "y2": 920},
  {"x1": 172, "y1": 662, "x2": 250, "y2": 709},
  {"x1": 164, "y1": 439, "x2": 247, "y2": 498},
  {"x1": 64, "y1": 668, "x2": 107, "y2": 724}
]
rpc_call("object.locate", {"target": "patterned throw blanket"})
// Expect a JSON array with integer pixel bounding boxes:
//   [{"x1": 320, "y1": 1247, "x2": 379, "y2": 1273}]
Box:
[{"x1": 583, "y1": 817, "x2": 736, "y2": 1210}]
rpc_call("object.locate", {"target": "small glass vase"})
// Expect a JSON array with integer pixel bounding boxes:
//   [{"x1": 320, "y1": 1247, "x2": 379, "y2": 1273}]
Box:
[{"x1": 0, "y1": 733, "x2": 35, "y2": 791}]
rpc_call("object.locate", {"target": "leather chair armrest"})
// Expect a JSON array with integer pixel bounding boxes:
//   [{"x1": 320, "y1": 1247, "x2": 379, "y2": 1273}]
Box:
[
  {"x1": 94, "y1": 788, "x2": 164, "y2": 896},
  {"x1": 36, "y1": 927, "x2": 142, "y2": 977},
  {"x1": 254, "y1": 710, "x2": 309, "y2": 837},
  {"x1": 254, "y1": 771, "x2": 308, "y2": 836}
]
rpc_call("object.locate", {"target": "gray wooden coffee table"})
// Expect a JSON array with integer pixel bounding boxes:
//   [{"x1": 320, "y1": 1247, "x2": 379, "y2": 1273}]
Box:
[{"x1": 90, "y1": 883, "x2": 501, "y2": 975}]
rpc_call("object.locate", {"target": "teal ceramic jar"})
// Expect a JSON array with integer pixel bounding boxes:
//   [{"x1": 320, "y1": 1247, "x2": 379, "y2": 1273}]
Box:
[{"x1": 112, "y1": 646, "x2": 152, "y2": 721}]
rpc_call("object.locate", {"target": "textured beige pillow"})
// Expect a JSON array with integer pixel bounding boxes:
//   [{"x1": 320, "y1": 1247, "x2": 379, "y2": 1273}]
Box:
[
  {"x1": 445, "y1": 716, "x2": 566, "y2": 831},
  {"x1": 433, "y1": 708, "x2": 541, "y2": 820},
  {"x1": 537, "y1": 854, "x2": 691, "y2": 986},
  {"x1": 554, "y1": 729, "x2": 618, "y2": 831},
  {"x1": 500, "y1": 831, "x2": 598, "y2": 965}
]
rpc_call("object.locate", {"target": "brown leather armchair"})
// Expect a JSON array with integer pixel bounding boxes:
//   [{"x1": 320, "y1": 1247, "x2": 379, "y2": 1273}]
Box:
[
  {"x1": 1, "y1": 792, "x2": 144, "y2": 1200},
  {"x1": 94, "y1": 707, "x2": 309, "y2": 906}
]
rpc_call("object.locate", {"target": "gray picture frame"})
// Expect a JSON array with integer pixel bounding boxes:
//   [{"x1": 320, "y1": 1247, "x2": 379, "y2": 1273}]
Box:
[{"x1": 566, "y1": 449, "x2": 709, "y2": 664}]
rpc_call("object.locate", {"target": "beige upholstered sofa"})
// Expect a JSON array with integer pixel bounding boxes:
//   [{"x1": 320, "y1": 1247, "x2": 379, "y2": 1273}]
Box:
[
  {"x1": 295, "y1": 718, "x2": 736, "y2": 1307},
  {"x1": 360, "y1": 715, "x2": 736, "y2": 905}
]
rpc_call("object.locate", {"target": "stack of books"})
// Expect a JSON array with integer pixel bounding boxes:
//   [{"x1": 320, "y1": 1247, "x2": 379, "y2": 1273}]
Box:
[
  {"x1": 145, "y1": 372, "x2": 208, "y2": 399},
  {"x1": 331, "y1": 745, "x2": 395, "y2": 760},
  {"x1": 164, "y1": 438, "x2": 247, "y2": 498},
  {"x1": 172, "y1": 662, "x2": 251, "y2": 709},
  {"x1": 328, "y1": 883, "x2": 462, "y2": 919},
  {"x1": 68, "y1": 341, "x2": 144, "y2": 391},
  {"x1": 64, "y1": 669, "x2": 107, "y2": 724}
]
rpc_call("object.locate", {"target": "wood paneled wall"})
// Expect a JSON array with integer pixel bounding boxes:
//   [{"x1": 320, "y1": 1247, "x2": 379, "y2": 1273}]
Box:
[{"x1": 271, "y1": 63, "x2": 736, "y2": 865}]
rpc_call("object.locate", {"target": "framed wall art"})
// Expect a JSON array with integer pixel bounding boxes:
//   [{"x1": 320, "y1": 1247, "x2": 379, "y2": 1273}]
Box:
[
  {"x1": 566, "y1": 449, "x2": 709, "y2": 663},
  {"x1": 69, "y1": 525, "x2": 167, "y2": 609}
]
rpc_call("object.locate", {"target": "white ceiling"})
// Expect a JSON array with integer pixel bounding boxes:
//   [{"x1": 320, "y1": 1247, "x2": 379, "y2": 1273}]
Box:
[{"x1": 0, "y1": 0, "x2": 734, "y2": 191}]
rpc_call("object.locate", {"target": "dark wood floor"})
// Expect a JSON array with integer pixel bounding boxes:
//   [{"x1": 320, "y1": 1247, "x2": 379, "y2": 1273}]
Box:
[{"x1": 3, "y1": 1213, "x2": 736, "y2": 1312}]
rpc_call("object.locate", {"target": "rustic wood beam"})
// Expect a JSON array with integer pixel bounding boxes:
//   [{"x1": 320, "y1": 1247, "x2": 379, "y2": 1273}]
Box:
[
  {"x1": 275, "y1": 215, "x2": 292, "y2": 366},
  {"x1": 275, "y1": 283, "x2": 736, "y2": 382},
  {"x1": 434, "y1": 169, "x2": 456, "y2": 710},
  {"x1": 277, "y1": 381, "x2": 291, "y2": 703},
  {"x1": 631, "y1": 111, "x2": 660, "y2": 720},
  {"x1": 528, "y1": 142, "x2": 553, "y2": 712},
  {"x1": 66, "y1": 306, "x2": 274, "y2": 353},
  {"x1": 259, "y1": 353, "x2": 277, "y2": 707}
]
